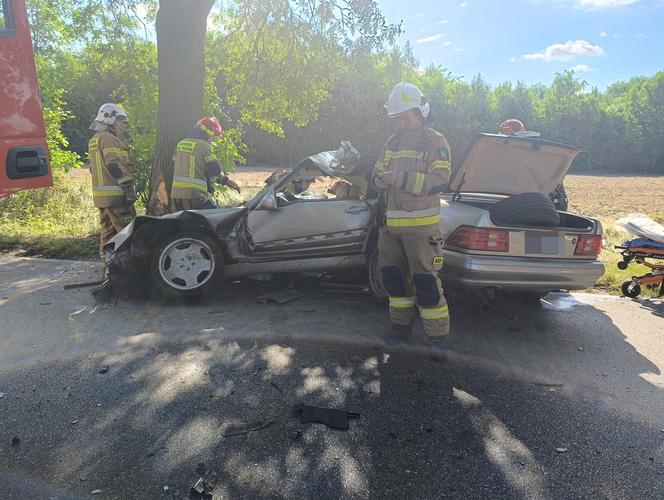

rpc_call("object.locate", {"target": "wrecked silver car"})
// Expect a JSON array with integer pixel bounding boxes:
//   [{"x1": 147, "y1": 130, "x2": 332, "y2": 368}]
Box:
[{"x1": 105, "y1": 134, "x2": 605, "y2": 300}]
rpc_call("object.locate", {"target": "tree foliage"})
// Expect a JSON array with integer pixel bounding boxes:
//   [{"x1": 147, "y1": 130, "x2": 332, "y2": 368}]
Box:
[{"x1": 25, "y1": 0, "x2": 664, "y2": 209}]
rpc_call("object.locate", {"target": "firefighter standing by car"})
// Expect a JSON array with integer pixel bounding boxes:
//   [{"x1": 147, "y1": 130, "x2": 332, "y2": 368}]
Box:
[
  {"x1": 372, "y1": 82, "x2": 452, "y2": 347},
  {"x1": 88, "y1": 103, "x2": 136, "y2": 258},
  {"x1": 171, "y1": 117, "x2": 241, "y2": 210}
]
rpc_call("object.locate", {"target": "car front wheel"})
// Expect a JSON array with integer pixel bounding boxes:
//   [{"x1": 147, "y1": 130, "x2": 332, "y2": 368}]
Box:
[{"x1": 151, "y1": 231, "x2": 223, "y2": 299}]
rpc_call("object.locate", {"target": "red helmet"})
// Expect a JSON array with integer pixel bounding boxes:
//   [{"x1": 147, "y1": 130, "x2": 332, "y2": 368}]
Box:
[
  {"x1": 196, "y1": 116, "x2": 224, "y2": 138},
  {"x1": 499, "y1": 118, "x2": 525, "y2": 136}
]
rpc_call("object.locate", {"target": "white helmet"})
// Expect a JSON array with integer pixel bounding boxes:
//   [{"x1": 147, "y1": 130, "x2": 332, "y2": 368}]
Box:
[
  {"x1": 94, "y1": 103, "x2": 127, "y2": 126},
  {"x1": 386, "y1": 82, "x2": 430, "y2": 118}
]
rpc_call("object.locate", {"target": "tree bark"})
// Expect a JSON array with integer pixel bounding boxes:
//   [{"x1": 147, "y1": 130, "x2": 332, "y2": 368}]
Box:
[{"x1": 148, "y1": 0, "x2": 214, "y2": 215}]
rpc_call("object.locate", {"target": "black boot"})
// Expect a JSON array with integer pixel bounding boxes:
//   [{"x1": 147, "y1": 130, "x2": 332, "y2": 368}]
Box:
[{"x1": 385, "y1": 323, "x2": 412, "y2": 346}]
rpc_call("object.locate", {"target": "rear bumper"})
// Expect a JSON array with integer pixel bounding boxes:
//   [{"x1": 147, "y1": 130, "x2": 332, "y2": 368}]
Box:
[{"x1": 442, "y1": 250, "x2": 605, "y2": 292}]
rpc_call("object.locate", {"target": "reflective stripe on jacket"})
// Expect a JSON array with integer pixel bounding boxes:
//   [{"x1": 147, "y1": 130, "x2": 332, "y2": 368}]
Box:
[
  {"x1": 171, "y1": 139, "x2": 216, "y2": 200},
  {"x1": 88, "y1": 131, "x2": 133, "y2": 208},
  {"x1": 374, "y1": 127, "x2": 451, "y2": 228}
]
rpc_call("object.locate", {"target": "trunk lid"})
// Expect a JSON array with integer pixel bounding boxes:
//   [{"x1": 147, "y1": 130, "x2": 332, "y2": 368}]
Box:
[{"x1": 449, "y1": 134, "x2": 582, "y2": 196}]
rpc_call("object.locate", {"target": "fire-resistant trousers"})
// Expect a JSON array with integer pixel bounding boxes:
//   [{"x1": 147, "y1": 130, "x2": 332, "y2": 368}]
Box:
[
  {"x1": 98, "y1": 202, "x2": 135, "y2": 256},
  {"x1": 378, "y1": 226, "x2": 450, "y2": 338}
]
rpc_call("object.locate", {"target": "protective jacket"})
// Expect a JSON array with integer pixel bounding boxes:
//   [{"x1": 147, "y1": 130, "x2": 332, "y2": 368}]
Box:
[
  {"x1": 373, "y1": 127, "x2": 451, "y2": 228},
  {"x1": 171, "y1": 130, "x2": 225, "y2": 202},
  {"x1": 88, "y1": 130, "x2": 133, "y2": 208}
]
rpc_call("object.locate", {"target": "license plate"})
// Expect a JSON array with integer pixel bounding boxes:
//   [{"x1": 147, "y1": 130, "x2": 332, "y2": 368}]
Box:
[{"x1": 525, "y1": 232, "x2": 561, "y2": 255}]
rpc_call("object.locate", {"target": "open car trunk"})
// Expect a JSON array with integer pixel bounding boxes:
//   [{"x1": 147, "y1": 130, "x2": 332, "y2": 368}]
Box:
[
  {"x1": 449, "y1": 134, "x2": 582, "y2": 197},
  {"x1": 445, "y1": 134, "x2": 590, "y2": 230}
]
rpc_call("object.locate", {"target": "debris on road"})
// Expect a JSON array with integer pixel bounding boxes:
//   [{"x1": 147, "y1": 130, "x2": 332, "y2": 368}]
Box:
[
  {"x1": 90, "y1": 489, "x2": 102, "y2": 495},
  {"x1": 223, "y1": 419, "x2": 275, "y2": 437},
  {"x1": 556, "y1": 447, "x2": 569, "y2": 453},
  {"x1": 577, "y1": 346, "x2": 584, "y2": 351},
  {"x1": 10, "y1": 437, "x2": 20, "y2": 447},
  {"x1": 321, "y1": 282, "x2": 369, "y2": 294},
  {"x1": 63, "y1": 281, "x2": 102, "y2": 290},
  {"x1": 190, "y1": 477, "x2": 214, "y2": 499},
  {"x1": 0, "y1": 392, "x2": 4, "y2": 399},
  {"x1": 98, "y1": 365, "x2": 109, "y2": 374},
  {"x1": 270, "y1": 381, "x2": 283, "y2": 393},
  {"x1": 295, "y1": 403, "x2": 360, "y2": 430},
  {"x1": 92, "y1": 280, "x2": 115, "y2": 305},
  {"x1": 257, "y1": 288, "x2": 307, "y2": 304}
]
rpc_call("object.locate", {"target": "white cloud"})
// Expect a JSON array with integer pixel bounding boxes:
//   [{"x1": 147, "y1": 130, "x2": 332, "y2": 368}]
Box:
[
  {"x1": 510, "y1": 56, "x2": 517, "y2": 63},
  {"x1": 530, "y1": 0, "x2": 638, "y2": 9},
  {"x1": 599, "y1": 31, "x2": 608, "y2": 37},
  {"x1": 459, "y1": 1, "x2": 469, "y2": 8},
  {"x1": 435, "y1": 20, "x2": 449, "y2": 25},
  {"x1": 571, "y1": 64, "x2": 594, "y2": 72},
  {"x1": 636, "y1": 32, "x2": 646, "y2": 38},
  {"x1": 411, "y1": 13, "x2": 424, "y2": 19},
  {"x1": 417, "y1": 34, "x2": 445, "y2": 44},
  {"x1": 570, "y1": 0, "x2": 633, "y2": 7},
  {"x1": 577, "y1": 0, "x2": 638, "y2": 7},
  {"x1": 442, "y1": 41, "x2": 453, "y2": 47},
  {"x1": 522, "y1": 39, "x2": 606, "y2": 62}
]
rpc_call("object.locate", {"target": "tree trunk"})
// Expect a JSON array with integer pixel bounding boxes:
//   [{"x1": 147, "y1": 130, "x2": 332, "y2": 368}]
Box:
[{"x1": 148, "y1": 0, "x2": 214, "y2": 215}]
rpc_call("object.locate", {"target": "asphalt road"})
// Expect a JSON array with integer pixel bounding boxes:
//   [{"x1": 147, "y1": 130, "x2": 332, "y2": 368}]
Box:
[{"x1": 0, "y1": 254, "x2": 663, "y2": 499}]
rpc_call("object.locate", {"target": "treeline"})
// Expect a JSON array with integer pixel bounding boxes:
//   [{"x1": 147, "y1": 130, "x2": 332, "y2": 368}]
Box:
[
  {"x1": 29, "y1": 0, "x2": 664, "y2": 205},
  {"x1": 247, "y1": 62, "x2": 664, "y2": 174}
]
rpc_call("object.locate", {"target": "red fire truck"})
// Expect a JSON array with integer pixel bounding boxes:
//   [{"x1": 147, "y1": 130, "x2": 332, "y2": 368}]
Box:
[{"x1": 0, "y1": 0, "x2": 51, "y2": 198}]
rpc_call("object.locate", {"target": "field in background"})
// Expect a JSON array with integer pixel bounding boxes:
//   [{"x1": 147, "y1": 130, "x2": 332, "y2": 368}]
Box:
[
  {"x1": 1, "y1": 169, "x2": 662, "y2": 296},
  {"x1": 565, "y1": 174, "x2": 664, "y2": 296}
]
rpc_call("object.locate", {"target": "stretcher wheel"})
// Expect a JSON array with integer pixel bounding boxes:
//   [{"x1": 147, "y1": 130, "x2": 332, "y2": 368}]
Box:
[
  {"x1": 621, "y1": 280, "x2": 641, "y2": 298},
  {"x1": 617, "y1": 261, "x2": 629, "y2": 270}
]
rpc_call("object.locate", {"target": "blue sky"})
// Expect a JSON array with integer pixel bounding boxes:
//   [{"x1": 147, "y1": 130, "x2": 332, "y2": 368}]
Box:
[{"x1": 378, "y1": 0, "x2": 664, "y2": 89}]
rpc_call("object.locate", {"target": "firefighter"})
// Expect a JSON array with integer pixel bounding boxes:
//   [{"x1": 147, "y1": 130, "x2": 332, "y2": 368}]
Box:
[
  {"x1": 88, "y1": 103, "x2": 136, "y2": 258},
  {"x1": 372, "y1": 82, "x2": 452, "y2": 347},
  {"x1": 499, "y1": 118, "x2": 526, "y2": 136},
  {"x1": 171, "y1": 116, "x2": 240, "y2": 210}
]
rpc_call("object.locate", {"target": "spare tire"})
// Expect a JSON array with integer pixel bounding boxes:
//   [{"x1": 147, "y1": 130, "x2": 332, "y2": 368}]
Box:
[{"x1": 488, "y1": 193, "x2": 560, "y2": 227}]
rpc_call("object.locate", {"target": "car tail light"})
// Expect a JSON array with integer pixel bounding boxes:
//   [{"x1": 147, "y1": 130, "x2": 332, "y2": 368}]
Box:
[
  {"x1": 446, "y1": 226, "x2": 509, "y2": 252},
  {"x1": 574, "y1": 235, "x2": 602, "y2": 256}
]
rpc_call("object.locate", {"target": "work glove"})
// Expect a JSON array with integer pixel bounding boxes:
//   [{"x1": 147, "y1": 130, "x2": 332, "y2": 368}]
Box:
[{"x1": 119, "y1": 180, "x2": 137, "y2": 203}]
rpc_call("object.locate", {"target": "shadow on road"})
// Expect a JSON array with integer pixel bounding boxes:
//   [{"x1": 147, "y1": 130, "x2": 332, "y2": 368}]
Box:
[{"x1": 1, "y1": 258, "x2": 663, "y2": 498}]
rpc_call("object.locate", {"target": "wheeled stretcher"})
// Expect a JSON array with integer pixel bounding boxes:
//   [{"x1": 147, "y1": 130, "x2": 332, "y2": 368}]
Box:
[{"x1": 614, "y1": 214, "x2": 664, "y2": 298}]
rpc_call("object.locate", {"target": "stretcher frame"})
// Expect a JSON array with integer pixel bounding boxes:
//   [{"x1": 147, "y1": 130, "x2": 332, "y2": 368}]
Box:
[{"x1": 615, "y1": 245, "x2": 664, "y2": 297}]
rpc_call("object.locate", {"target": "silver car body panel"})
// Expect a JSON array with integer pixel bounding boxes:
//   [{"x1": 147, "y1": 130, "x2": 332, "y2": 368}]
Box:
[
  {"x1": 224, "y1": 254, "x2": 365, "y2": 280},
  {"x1": 442, "y1": 251, "x2": 605, "y2": 292}
]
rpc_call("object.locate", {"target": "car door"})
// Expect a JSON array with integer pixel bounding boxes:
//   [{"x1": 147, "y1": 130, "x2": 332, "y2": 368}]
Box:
[
  {"x1": 246, "y1": 198, "x2": 372, "y2": 259},
  {"x1": 0, "y1": 0, "x2": 52, "y2": 198}
]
